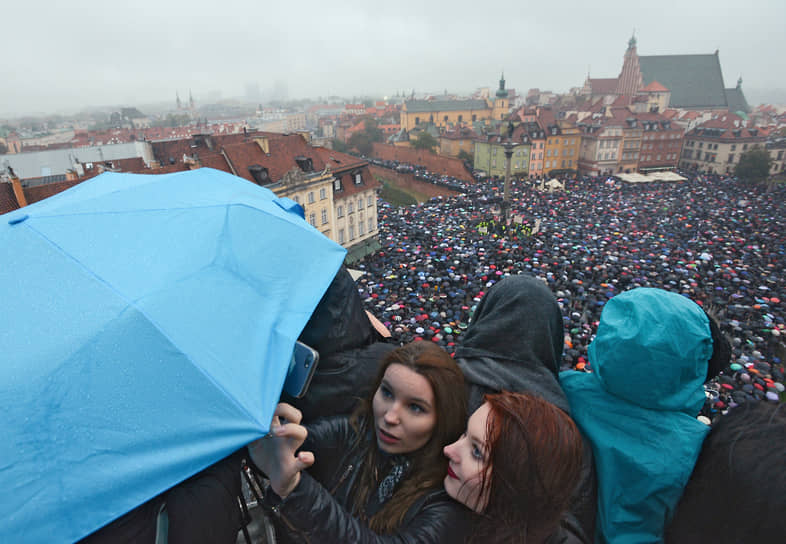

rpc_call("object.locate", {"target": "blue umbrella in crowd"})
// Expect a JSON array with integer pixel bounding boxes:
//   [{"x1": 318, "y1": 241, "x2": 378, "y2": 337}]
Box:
[{"x1": 0, "y1": 168, "x2": 346, "y2": 543}]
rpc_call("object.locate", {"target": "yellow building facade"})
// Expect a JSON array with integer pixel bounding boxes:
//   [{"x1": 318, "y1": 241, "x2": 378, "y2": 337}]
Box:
[
  {"x1": 401, "y1": 75, "x2": 510, "y2": 131},
  {"x1": 543, "y1": 127, "x2": 581, "y2": 175},
  {"x1": 439, "y1": 127, "x2": 477, "y2": 158}
]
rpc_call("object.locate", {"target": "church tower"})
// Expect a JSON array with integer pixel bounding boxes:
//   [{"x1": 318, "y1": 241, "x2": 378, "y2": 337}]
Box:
[
  {"x1": 616, "y1": 34, "x2": 643, "y2": 102},
  {"x1": 493, "y1": 72, "x2": 510, "y2": 121}
]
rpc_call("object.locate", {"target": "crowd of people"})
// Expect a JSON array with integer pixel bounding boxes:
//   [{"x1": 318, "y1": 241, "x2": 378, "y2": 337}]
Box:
[
  {"x1": 354, "y1": 168, "x2": 786, "y2": 419},
  {"x1": 369, "y1": 158, "x2": 481, "y2": 193}
]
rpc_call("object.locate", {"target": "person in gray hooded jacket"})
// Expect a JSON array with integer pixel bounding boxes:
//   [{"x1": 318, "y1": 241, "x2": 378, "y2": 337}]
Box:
[{"x1": 454, "y1": 274, "x2": 597, "y2": 544}]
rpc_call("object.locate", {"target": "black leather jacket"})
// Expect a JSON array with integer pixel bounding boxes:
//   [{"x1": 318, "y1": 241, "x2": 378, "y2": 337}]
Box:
[{"x1": 267, "y1": 417, "x2": 471, "y2": 544}]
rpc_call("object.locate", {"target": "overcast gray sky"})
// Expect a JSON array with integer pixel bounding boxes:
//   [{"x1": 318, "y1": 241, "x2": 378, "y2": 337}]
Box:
[{"x1": 3, "y1": 0, "x2": 785, "y2": 117}]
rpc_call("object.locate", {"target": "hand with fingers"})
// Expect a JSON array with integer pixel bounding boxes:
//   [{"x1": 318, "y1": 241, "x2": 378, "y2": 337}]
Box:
[{"x1": 247, "y1": 403, "x2": 315, "y2": 498}]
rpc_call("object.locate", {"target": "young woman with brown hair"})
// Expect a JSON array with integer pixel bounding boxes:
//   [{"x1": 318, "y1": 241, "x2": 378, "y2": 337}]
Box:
[
  {"x1": 443, "y1": 391, "x2": 585, "y2": 544},
  {"x1": 248, "y1": 340, "x2": 469, "y2": 543}
]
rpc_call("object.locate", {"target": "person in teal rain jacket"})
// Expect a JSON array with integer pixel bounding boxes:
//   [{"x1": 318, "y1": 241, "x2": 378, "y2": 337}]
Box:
[{"x1": 560, "y1": 287, "x2": 728, "y2": 544}]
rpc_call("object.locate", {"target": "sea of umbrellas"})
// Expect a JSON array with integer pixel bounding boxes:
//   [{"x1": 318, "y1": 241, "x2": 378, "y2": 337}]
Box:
[{"x1": 356, "y1": 163, "x2": 786, "y2": 420}]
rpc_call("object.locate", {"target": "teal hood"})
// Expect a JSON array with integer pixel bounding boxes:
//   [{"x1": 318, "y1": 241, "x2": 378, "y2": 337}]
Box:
[
  {"x1": 590, "y1": 288, "x2": 712, "y2": 414},
  {"x1": 560, "y1": 288, "x2": 712, "y2": 544}
]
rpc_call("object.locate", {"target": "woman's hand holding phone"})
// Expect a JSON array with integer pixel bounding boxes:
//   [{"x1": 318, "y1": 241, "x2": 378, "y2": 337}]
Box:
[{"x1": 248, "y1": 403, "x2": 315, "y2": 498}]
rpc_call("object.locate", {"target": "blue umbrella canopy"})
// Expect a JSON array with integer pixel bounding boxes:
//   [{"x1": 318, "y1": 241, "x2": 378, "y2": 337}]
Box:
[{"x1": 0, "y1": 168, "x2": 346, "y2": 542}]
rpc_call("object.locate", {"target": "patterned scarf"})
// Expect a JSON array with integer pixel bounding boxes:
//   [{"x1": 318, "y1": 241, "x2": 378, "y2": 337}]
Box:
[{"x1": 376, "y1": 455, "x2": 411, "y2": 504}]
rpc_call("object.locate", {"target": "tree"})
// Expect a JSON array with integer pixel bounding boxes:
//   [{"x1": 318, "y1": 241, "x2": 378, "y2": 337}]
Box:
[
  {"x1": 411, "y1": 132, "x2": 438, "y2": 152},
  {"x1": 348, "y1": 132, "x2": 373, "y2": 156},
  {"x1": 735, "y1": 146, "x2": 772, "y2": 183},
  {"x1": 362, "y1": 119, "x2": 384, "y2": 143},
  {"x1": 457, "y1": 149, "x2": 473, "y2": 163},
  {"x1": 331, "y1": 139, "x2": 349, "y2": 152}
]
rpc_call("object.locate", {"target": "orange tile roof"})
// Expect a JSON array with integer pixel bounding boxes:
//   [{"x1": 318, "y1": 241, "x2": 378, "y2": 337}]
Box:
[
  {"x1": 0, "y1": 182, "x2": 20, "y2": 214},
  {"x1": 641, "y1": 80, "x2": 669, "y2": 92},
  {"x1": 24, "y1": 179, "x2": 84, "y2": 205},
  {"x1": 590, "y1": 78, "x2": 619, "y2": 94}
]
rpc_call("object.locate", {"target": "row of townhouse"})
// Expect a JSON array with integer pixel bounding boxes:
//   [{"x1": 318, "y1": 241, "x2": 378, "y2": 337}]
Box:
[
  {"x1": 460, "y1": 103, "x2": 784, "y2": 180},
  {"x1": 1, "y1": 131, "x2": 382, "y2": 261},
  {"x1": 679, "y1": 112, "x2": 785, "y2": 176},
  {"x1": 577, "y1": 106, "x2": 684, "y2": 176}
]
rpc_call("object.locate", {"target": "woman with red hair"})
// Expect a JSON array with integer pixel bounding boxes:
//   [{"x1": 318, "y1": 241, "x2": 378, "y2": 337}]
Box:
[{"x1": 443, "y1": 391, "x2": 585, "y2": 543}]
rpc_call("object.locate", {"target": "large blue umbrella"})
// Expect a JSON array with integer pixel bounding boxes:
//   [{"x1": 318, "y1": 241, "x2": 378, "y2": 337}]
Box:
[{"x1": 0, "y1": 168, "x2": 346, "y2": 542}]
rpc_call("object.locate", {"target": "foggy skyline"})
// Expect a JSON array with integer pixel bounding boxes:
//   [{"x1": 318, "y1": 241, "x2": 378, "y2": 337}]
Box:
[{"x1": 4, "y1": 0, "x2": 786, "y2": 117}]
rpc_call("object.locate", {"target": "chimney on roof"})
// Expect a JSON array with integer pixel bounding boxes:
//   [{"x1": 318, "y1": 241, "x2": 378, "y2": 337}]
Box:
[
  {"x1": 255, "y1": 137, "x2": 269, "y2": 155},
  {"x1": 8, "y1": 169, "x2": 27, "y2": 208}
]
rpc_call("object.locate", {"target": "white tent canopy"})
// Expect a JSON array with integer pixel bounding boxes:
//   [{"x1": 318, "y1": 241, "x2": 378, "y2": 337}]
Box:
[{"x1": 618, "y1": 172, "x2": 687, "y2": 184}]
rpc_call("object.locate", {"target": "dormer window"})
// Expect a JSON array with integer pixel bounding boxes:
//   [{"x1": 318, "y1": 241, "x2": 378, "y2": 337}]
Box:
[
  {"x1": 295, "y1": 156, "x2": 313, "y2": 172},
  {"x1": 248, "y1": 164, "x2": 270, "y2": 184},
  {"x1": 354, "y1": 172, "x2": 363, "y2": 185},
  {"x1": 333, "y1": 177, "x2": 342, "y2": 191}
]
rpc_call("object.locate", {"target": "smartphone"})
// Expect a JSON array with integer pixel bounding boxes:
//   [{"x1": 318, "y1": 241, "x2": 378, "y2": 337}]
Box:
[{"x1": 283, "y1": 341, "x2": 320, "y2": 399}]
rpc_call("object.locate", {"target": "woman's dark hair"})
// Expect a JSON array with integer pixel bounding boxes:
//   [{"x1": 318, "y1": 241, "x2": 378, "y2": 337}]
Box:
[
  {"x1": 350, "y1": 341, "x2": 467, "y2": 533},
  {"x1": 471, "y1": 392, "x2": 584, "y2": 543},
  {"x1": 666, "y1": 402, "x2": 786, "y2": 543}
]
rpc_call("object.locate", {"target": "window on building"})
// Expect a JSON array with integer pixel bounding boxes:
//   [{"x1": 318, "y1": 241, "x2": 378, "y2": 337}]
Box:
[
  {"x1": 293, "y1": 195, "x2": 300, "y2": 204},
  {"x1": 514, "y1": 162, "x2": 518, "y2": 168},
  {"x1": 568, "y1": 160, "x2": 572, "y2": 167},
  {"x1": 349, "y1": 225, "x2": 355, "y2": 240},
  {"x1": 458, "y1": 115, "x2": 463, "y2": 122},
  {"x1": 743, "y1": 144, "x2": 748, "y2": 150},
  {"x1": 357, "y1": 198, "x2": 363, "y2": 210},
  {"x1": 337, "y1": 205, "x2": 344, "y2": 217},
  {"x1": 338, "y1": 229, "x2": 345, "y2": 244},
  {"x1": 492, "y1": 147, "x2": 497, "y2": 155},
  {"x1": 333, "y1": 178, "x2": 342, "y2": 191},
  {"x1": 415, "y1": 117, "x2": 420, "y2": 125},
  {"x1": 358, "y1": 221, "x2": 365, "y2": 236},
  {"x1": 368, "y1": 217, "x2": 374, "y2": 231},
  {"x1": 728, "y1": 154, "x2": 735, "y2": 163},
  {"x1": 472, "y1": 114, "x2": 477, "y2": 122},
  {"x1": 307, "y1": 192, "x2": 315, "y2": 203},
  {"x1": 348, "y1": 202, "x2": 354, "y2": 213},
  {"x1": 367, "y1": 195, "x2": 373, "y2": 207},
  {"x1": 354, "y1": 173, "x2": 362, "y2": 184},
  {"x1": 492, "y1": 160, "x2": 496, "y2": 168},
  {"x1": 308, "y1": 212, "x2": 316, "y2": 226},
  {"x1": 319, "y1": 187, "x2": 327, "y2": 200},
  {"x1": 321, "y1": 209, "x2": 328, "y2": 224}
]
